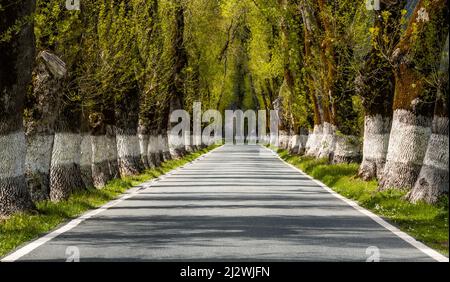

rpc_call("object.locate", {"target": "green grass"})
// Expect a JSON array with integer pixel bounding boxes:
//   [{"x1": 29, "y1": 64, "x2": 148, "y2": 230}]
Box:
[
  {"x1": 273, "y1": 147, "x2": 449, "y2": 256},
  {"x1": 0, "y1": 145, "x2": 220, "y2": 258}
]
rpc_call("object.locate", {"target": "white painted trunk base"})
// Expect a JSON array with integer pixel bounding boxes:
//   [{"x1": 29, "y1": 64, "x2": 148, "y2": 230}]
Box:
[
  {"x1": 279, "y1": 131, "x2": 290, "y2": 150},
  {"x1": 333, "y1": 135, "x2": 361, "y2": 164},
  {"x1": 298, "y1": 134, "x2": 308, "y2": 155},
  {"x1": 380, "y1": 110, "x2": 432, "y2": 190},
  {"x1": 91, "y1": 135, "x2": 112, "y2": 188},
  {"x1": 25, "y1": 134, "x2": 54, "y2": 201},
  {"x1": 106, "y1": 127, "x2": 120, "y2": 179},
  {"x1": 359, "y1": 115, "x2": 391, "y2": 180},
  {"x1": 305, "y1": 124, "x2": 323, "y2": 157},
  {"x1": 138, "y1": 134, "x2": 150, "y2": 169},
  {"x1": 0, "y1": 131, "x2": 34, "y2": 216},
  {"x1": 1, "y1": 132, "x2": 27, "y2": 179},
  {"x1": 162, "y1": 134, "x2": 173, "y2": 161},
  {"x1": 80, "y1": 134, "x2": 94, "y2": 188},
  {"x1": 168, "y1": 133, "x2": 183, "y2": 159},
  {"x1": 317, "y1": 123, "x2": 337, "y2": 159},
  {"x1": 288, "y1": 135, "x2": 300, "y2": 154},
  {"x1": 407, "y1": 116, "x2": 449, "y2": 203},
  {"x1": 50, "y1": 132, "x2": 85, "y2": 201},
  {"x1": 148, "y1": 135, "x2": 161, "y2": 166},
  {"x1": 116, "y1": 134, "x2": 142, "y2": 176}
]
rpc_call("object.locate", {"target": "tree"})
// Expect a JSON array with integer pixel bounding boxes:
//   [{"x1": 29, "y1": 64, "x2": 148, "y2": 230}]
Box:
[
  {"x1": 407, "y1": 35, "x2": 449, "y2": 203},
  {"x1": 45, "y1": 2, "x2": 86, "y2": 201},
  {"x1": 0, "y1": 0, "x2": 36, "y2": 216},
  {"x1": 380, "y1": 0, "x2": 448, "y2": 191},
  {"x1": 356, "y1": 0, "x2": 405, "y2": 180}
]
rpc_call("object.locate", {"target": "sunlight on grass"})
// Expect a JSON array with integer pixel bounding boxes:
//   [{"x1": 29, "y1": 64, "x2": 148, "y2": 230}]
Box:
[
  {"x1": 273, "y1": 147, "x2": 449, "y2": 256},
  {"x1": 0, "y1": 145, "x2": 219, "y2": 258}
]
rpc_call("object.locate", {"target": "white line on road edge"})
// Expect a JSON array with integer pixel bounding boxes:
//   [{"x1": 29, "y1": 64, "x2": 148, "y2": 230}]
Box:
[
  {"x1": 1, "y1": 146, "x2": 222, "y2": 262},
  {"x1": 265, "y1": 146, "x2": 449, "y2": 262}
]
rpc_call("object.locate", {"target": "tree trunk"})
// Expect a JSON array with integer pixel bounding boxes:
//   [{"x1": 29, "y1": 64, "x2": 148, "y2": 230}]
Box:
[
  {"x1": 91, "y1": 123, "x2": 112, "y2": 188},
  {"x1": 147, "y1": 130, "x2": 160, "y2": 168},
  {"x1": 160, "y1": 129, "x2": 173, "y2": 161},
  {"x1": 380, "y1": 0, "x2": 448, "y2": 191},
  {"x1": 359, "y1": 115, "x2": 392, "y2": 180},
  {"x1": 0, "y1": 0, "x2": 36, "y2": 216},
  {"x1": 317, "y1": 122, "x2": 337, "y2": 160},
  {"x1": 50, "y1": 104, "x2": 86, "y2": 202},
  {"x1": 288, "y1": 134, "x2": 301, "y2": 154},
  {"x1": 407, "y1": 36, "x2": 449, "y2": 203},
  {"x1": 80, "y1": 111, "x2": 94, "y2": 188},
  {"x1": 25, "y1": 51, "x2": 66, "y2": 201},
  {"x1": 357, "y1": 0, "x2": 402, "y2": 180},
  {"x1": 305, "y1": 124, "x2": 323, "y2": 157},
  {"x1": 138, "y1": 123, "x2": 150, "y2": 169},
  {"x1": 106, "y1": 124, "x2": 120, "y2": 179},
  {"x1": 407, "y1": 98, "x2": 449, "y2": 203},
  {"x1": 333, "y1": 135, "x2": 361, "y2": 164},
  {"x1": 115, "y1": 86, "x2": 143, "y2": 177}
]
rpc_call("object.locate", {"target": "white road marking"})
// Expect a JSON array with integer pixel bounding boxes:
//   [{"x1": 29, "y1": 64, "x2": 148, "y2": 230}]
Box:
[
  {"x1": 265, "y1": 146, "x2": 449, "y2": 262},
  {"x1": 1, "y1": 147, "x2": 221, "y2": 262}
]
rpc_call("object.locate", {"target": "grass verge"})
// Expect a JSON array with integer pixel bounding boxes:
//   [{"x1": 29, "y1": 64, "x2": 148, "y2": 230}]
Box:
[
  {"x1": 0, "y1": 145, "x2": 220, "y2": 258},
  {"x1": 272, "y1": 147, "x2": 449, "y2": 256}
]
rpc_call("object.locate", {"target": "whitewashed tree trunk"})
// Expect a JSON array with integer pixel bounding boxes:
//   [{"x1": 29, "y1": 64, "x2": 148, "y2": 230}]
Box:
[
  {"x1": 0, "y1": 132, "x2": 35, "y2": 216},
  {"x1": 407, "y1": 113, "x2": 449, "y2": 203},
  {"x1": 116, "y1": 132, "x2": 142, "y2": 177},
  {"x1": 379, "y1": 110, "x2": 432, "y2": 191},
  {"x1": 25, "y1": 51, "x2": 66, "y2": 201},
  {"x1": 279, "y1": 130, "x2": 290, "y2": 149},
  {"x1": 161, "y1": 131, "x2": 173, "y2": 161},
  {"x1": 288, "y1": 135, "x2": 300, "y2": 154},
  {"x1": 359, "y1": 115, "x2": 392, "y2": 180},
  {"x1": 80, "y1": 133, "x2": 94, "y2": 188},
  {"x1": 147, "y1": 132, "x2": 160, "y2": 167},
  {"x1": 92, "y1": 134, "x2": 112, "y2": 188},
  {"x1": 50, "y1": 132, "x2": 85, "y2": 201},
  {"x1": 25, "y1": 134, "x2": 54, "y2": 201},
  {"x1": 185, "y1": 133, "x2": 195, "y2": 153},
  {"x1": 138, "y1": 132, "x2": 150, "y2": 169},
  {"x1": 137, "y1": 121, "x2": 150, "y2": 169},
  {"x1": 6, "y1": 2, "x2": 79, "y2": 204},
  {"x1": 305, "y1": 124, "x2": 323, "y2": 157},
  {"x1": 298, "y1": 131, "x2": 309, "y2": 155},
  {"x1": 317, "y1": 122, "x2": 337, "y2": 159},
  {"x1": 106, "y1": 125, "x2": 120, "y2": 179},
  {"x1": 333, "y1": 135, "x2": 361, "y2": 164}
]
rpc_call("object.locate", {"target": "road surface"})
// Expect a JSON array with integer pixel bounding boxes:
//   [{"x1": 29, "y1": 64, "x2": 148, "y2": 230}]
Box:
[{"x1": 5, "y1": 145, "x2": 443, "y2": 261}]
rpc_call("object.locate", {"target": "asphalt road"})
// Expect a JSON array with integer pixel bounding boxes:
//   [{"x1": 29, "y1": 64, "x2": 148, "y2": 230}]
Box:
[{"x1": 7, "y1": 145, "x2": 443, "y2": 261}]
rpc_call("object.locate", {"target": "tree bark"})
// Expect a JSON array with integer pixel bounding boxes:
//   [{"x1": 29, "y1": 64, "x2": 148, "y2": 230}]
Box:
[
  {"x1": 50, "y1": 102, "x2": 86, "y2": 202},
  {"x1": 91, "y1": 123, "x2": 112, "y2": 188},
  {"x1": 0, "y1": 0, "x2": 36, "y2": 216},
  {"x1": 407, "y1": 36, "x2": 449, "y2": 203},
  {"x1": 25, "y1": 51, "x2": 66, "y2": 201},
  {"x1": 147, "y1": 129, "x2": 160, "y2": 168},
  {"x1": 359, "y1": 115, "x2": 392, "y2": 179},
  {"x1": 357, "y1": 0, "x2": 402, "y2": 180},
  {"x1": 106, "y1": 124, "x2": 120, "y2": 179},
  {"x1": 407, "y1": 97, "x2": 449, "y2": 203},
  {"x1": 380, "y1": 0, "x2": 448, "y2": 191},
  {"x1": 115, "y1": 86, "x2": 144, "y2": 177},
  {"x1": 138, "y1": 123, "x2": 150, "y2": 169},
  {"x1": 80, "y1": 111, "x2": 94, "y2": 188}
]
